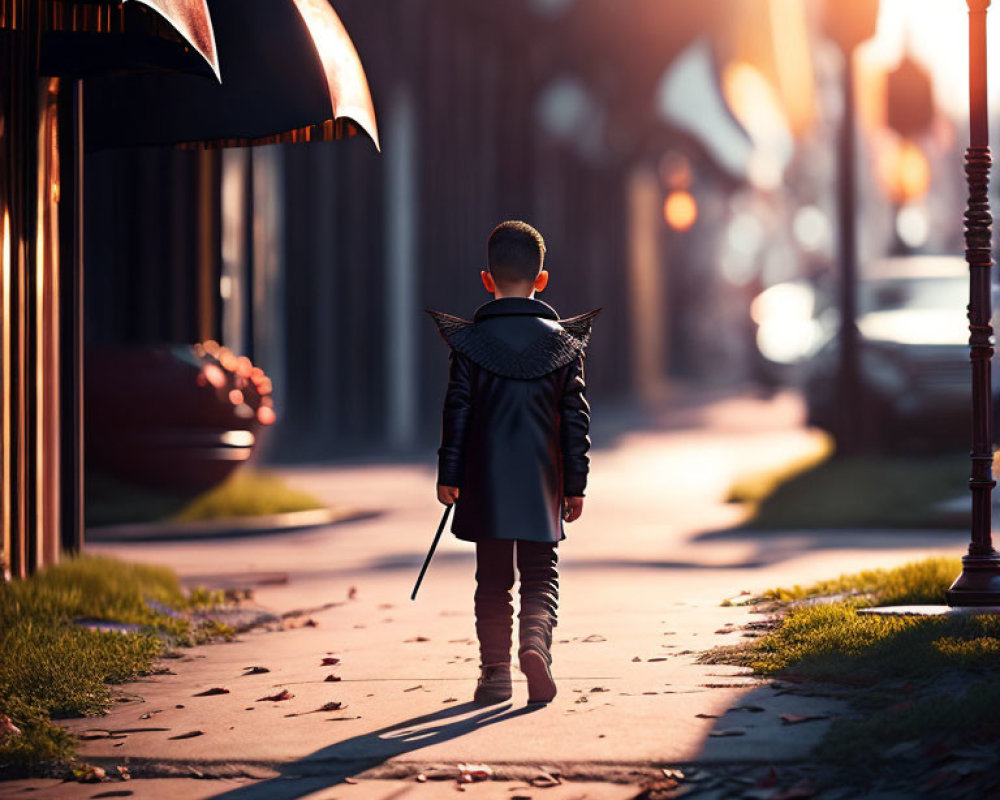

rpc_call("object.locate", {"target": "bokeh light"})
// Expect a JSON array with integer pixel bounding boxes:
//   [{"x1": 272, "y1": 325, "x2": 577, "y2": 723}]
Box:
[{"x1": 663, "y1": 190, "x2": 698, "y2": 231}]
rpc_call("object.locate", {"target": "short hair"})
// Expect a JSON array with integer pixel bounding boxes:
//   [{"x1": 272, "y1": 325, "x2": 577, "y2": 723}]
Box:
[{"x1": 487, "y1": 220, "x2": 546, "y2": 284}]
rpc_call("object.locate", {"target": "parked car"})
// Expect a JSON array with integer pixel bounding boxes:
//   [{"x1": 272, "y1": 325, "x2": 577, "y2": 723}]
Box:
[
  {"x1": 86, "y1": 341, "x2": 275, "y2": 494},
  {"x1": 803, "y1": 255, "x2": 969, "y2": 452}
]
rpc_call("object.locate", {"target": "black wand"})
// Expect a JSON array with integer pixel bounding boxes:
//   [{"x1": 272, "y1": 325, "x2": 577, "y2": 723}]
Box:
[{"x1": 411, "y1": 503, "x2": 453, "y2": 601}]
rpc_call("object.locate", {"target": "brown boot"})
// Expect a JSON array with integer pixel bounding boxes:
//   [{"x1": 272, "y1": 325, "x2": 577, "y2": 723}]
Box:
[
  {"x1": 473, "y1": 663, "x2": 512, "y2": 705},
  {"x1": 519, "y1": 646, "x2": 556, "y2": 704}
]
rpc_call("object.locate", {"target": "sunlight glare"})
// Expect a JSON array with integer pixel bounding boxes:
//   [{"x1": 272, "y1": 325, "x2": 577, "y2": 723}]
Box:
[{"x1": 865, "y1": 0, "x2": 1000, "y2": 119}]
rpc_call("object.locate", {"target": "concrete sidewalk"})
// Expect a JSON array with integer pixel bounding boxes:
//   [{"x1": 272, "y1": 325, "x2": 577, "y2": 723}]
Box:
[{"x1": 1, "y1": 392, "x2": 959, "y2": 799}]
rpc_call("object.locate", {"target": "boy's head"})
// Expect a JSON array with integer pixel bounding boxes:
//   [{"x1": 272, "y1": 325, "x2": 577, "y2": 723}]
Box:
[{"x1": 482, "y1": 220, "x2": 549, "y2": 297}]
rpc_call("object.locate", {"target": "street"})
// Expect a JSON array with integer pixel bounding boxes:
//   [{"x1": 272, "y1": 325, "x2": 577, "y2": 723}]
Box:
[{"x1": 0, "y1": 390, "x2": 966, "y2": 799}]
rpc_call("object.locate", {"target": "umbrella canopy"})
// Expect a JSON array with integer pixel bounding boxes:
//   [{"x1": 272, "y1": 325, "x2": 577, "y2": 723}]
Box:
[
  {"x1": 84, "y1": 0, "x2": 379, "y2": 151},
  {"x1": 2, "y1": 0, "x2": 219, "y2": 78}
]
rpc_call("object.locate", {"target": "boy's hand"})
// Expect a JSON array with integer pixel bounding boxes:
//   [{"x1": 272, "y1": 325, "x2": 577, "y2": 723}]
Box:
[
  {"x1": 437, "y1": 485, "x2": 460, "y2": 505},
  {"x1": 563, "y1": 497, "x2": 584, "y2": 522}
]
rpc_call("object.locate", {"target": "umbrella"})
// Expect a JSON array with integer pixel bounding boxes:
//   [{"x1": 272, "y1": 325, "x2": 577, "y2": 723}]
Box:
[
  {"x1": 2, "y1": 0, "x2": 219, "y2": 78},
  {"x1": 83, "y1": 0, "x2": 379, "y2": 150}
]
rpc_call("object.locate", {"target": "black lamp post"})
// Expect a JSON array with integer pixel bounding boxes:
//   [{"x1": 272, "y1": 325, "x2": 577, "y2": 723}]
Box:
[
  {"x1": 947, "y1": 0, "x2": 1000, "y2": 606},
  {"x1": 823, "y1": 0, "x2": 880, "y2": 456}
]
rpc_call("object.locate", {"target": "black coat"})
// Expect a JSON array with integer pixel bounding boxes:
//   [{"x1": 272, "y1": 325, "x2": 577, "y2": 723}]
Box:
[{"x1": 429, "y1": 297, "x2": 597, "y2": 543}]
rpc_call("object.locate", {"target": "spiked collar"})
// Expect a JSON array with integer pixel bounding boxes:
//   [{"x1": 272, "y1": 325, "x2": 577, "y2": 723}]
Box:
[{"x1": 427, "y1": 305, "x2": 601, "y2": 379}]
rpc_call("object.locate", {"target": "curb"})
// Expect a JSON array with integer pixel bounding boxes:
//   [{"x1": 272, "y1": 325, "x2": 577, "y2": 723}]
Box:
[{"x1": 86, "y1": 507, "x2": 381, "y2": 543}]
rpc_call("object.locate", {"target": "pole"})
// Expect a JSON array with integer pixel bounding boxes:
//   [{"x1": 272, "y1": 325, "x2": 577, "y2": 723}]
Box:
[
  {"x1": 947, "y1": 0, "x2": 1000, "y2": 606},
  {"x1": 835, "y1": 49, "x2": 863, "y2": 455}
]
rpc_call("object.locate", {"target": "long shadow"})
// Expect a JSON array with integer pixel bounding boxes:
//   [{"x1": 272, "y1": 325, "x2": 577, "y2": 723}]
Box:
[{"x1": 206, "y1": 701, "x2": 543, "y2": 800}]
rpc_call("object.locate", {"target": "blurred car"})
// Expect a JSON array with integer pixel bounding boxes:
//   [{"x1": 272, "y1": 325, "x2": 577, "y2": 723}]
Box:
[
  {"x1": 86, "y1": 341, "x2": 275, "y2": 494},
  {"x1": 803, "y1": 255, "x2": 969, "y2": 451}
]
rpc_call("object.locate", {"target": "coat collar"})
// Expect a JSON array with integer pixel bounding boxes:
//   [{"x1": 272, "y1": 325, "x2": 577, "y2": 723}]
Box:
[{"x1": 473, "y1": 297, "x2": 559, "y2": 322}]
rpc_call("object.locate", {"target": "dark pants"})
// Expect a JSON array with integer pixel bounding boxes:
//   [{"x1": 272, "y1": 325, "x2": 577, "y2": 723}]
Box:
[{"x1": 474, "y1": 539, "x2": 558, "y2": 667}]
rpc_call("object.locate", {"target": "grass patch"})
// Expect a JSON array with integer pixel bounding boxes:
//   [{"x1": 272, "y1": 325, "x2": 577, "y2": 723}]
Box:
[
  {"x1": 707, "y1": 558, "x2": 1000, "y2": 774},
  {"x1": 732, "y1": 453, "x2": 966, "y2": 529},
  {"x1": 821, "y1": 679, "x2": 1000, "y2": 765},
  {"x1": 171, "y1": 469, "x2": 324, "y2": 522},
  {"x1": 87, "y1": 468, "x2": 325, "y2": 527},
  {"x1": 710, "y1": 558, "x2": 970, "y2": 683},
  {"x1": 0, "y1": 555, "x2": 229, "y2": 775},
  {"x1": 726, "y1": 432, "x2": 833, "y2": 505},
  {"x1": 762, "y1": 556, "x2": 958, "y2": 606}
]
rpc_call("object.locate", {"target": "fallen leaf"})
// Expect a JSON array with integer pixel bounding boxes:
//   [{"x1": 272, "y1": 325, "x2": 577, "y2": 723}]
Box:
[
  {"x1": 443, "y1": 697, "x2": 458, "y2": 703},
  {"x1": 662, "y1": 768, "x2": 685, "y2": 781},
  {"x1": 116, "y1": 766, "x2": 131, "y2": 781},
  {"x1": 581, "y1": 634, "x2": 606, "y2": 642},
  {"x1": 415, "y1": 774, "x2": 427, "y2": 782},
  {"x1": 780, "y1": 714, "x2": 828, "y2": 726},
  {"x1": 257, "y1": 689, "x2": 294, "y2": 702},
  {"x1": 319, "y1": 702, "x2": 345, "y2": 711},
  {"x1": 194, "y1": 687, "x2": 229, "y2": 697},
  {"x1": 590, "y1": 687, "x2": 609, "y2": 693},
  {"x1": 321, "y1": 657, "x2": 341, "y2": 666},
  {"x1": 646, "y1": 657, "x2": 669, "y2": 662},
  {"x1": 634, "y1": 778, "x2": 677, "y2": 797},
  {"x1": 304, "y1": 619, "x2": 319, "y2": 627},
  {"x1": 169, "y1": 730, "x2": 205, "y2": 740},
  {"x1": 631, "y1": 656, "x2": 641, "y2": 662},
  {"x1": 404, "y1": 685, "x2": 424, "y2": 692},
  {"x1": 348, "y1": 585, "x2": 358, "y2": 600},
  {"x1": 695, "y1": 713, "x2": 719, "y2": 719},
  {"x1": 529, "y1": 772, "x2": 561, "y2": 788},
  {"x1": 74, "y1": 765, "x2": 106, "y2": 782},
  {"x1": 458, "y1": 763, "x2": 493, "y2": 782},
  {"x1": 0, "y1": 714, "x2": 22, "y2": 742},
  {"x1": 405, "y1": 636, "x2": 430, "y2": 643},
  {"x1": 243, "y1": 666, "x2": 270, "y2": 675},
  {"x1": 325, "y1": 674, "x2": 341, "y2": 682}
]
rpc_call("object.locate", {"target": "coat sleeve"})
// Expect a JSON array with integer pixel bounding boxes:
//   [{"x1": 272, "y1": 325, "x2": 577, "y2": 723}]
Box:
[
  {"x1": 437, "y1": 350, "x2": 473, "y2": 487},
  {"x1": 560, "y1": 354, "x2": 591, "y2": 497}
]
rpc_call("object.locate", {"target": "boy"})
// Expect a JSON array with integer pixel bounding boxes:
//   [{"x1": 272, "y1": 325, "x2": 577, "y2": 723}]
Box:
[{"x1": 428, "y1": 220, "x2": 598, "y2": 705}]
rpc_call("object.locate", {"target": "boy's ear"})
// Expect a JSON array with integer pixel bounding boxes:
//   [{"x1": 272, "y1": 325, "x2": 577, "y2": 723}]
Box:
[
  {"x1": 481, "y1": 270, "x2": 496, "y2": 294},
  {"x1": 534, "y1": 270, "x2": 549, "y2": 293}
]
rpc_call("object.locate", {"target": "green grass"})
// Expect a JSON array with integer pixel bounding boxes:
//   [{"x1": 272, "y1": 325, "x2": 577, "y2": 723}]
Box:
[
  {"x1": 0, "y1": 555, "x2": 229, "y2": 775},
  {"x1": 761, "y1": 556, "x2": 959, "y2": 606},
  {"x1": 726, "y1": 432, "x2": 833, "y2": 505},
  {"x1": 87, "y1": 468, "x2": 326, "y2": 527},
  {"x1": 706, "y1": 558, "x2": 1000, "y2": 770},
  {"x1": 731, "y1": 453, "x2": 967, "y2": 529},
  {"x1": 171, "y1": 469, "x2": 324, "y2": 522}
]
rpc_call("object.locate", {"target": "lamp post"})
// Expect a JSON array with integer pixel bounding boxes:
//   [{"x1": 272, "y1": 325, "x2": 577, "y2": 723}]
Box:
[
  {"x1": 823, "y1": 0, "x2": 880, "y2": 455},
  {"x1": 947, "y1": 0, "x2": 1000, "y2": 605}
]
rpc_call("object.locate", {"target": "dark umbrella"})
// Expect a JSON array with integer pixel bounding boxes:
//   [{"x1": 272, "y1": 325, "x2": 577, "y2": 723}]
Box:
[
  {"x1": 6, "y1": 0, "x2": 220, "y2": 78},
  {"x1": 83, "y1": 0, "x2": 379, "y2": 150}
]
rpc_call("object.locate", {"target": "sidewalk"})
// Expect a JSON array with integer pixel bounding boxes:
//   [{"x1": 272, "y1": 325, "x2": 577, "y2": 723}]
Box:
[{"x1": 1, "y1": 392, "x2": 960, "y2": 799}]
